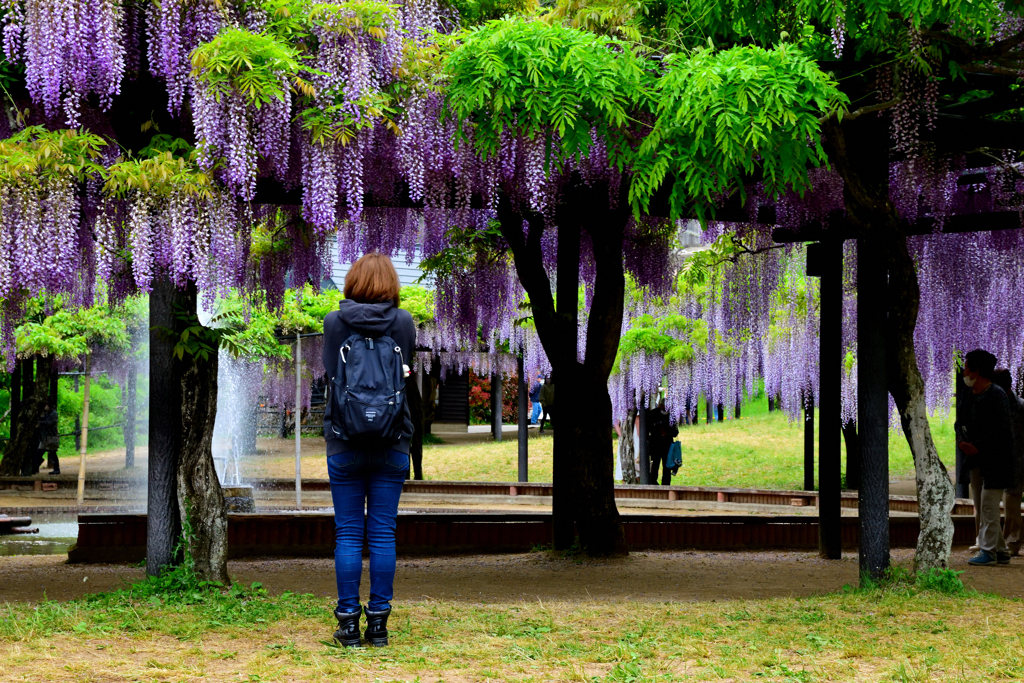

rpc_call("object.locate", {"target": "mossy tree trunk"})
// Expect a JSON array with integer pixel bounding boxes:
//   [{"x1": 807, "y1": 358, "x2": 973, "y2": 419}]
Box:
[{"x1": 1, "y1": 356, "x2": 51, "y2": 477}]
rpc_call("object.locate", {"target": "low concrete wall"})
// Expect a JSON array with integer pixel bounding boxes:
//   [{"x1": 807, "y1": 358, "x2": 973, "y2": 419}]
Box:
[{"x1": 67, "y1": 511, "x2": 981, "y2": 563}]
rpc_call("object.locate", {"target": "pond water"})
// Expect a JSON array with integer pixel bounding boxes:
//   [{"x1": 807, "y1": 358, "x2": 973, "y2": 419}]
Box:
[{"x1": 0, "y1": 513, "x2": 78, "y2": 556}]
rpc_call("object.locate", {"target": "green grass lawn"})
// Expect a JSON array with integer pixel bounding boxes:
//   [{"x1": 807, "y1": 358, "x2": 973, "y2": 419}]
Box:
[
  {"x1": 2, "y1": 568, "x2": 1020, "y2": 682},
  {"x1": 416, "y1": 393, "x2": 955, "y2": 490}
]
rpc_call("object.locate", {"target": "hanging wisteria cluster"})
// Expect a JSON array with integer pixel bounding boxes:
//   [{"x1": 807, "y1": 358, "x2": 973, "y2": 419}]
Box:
[
  {"x1": 97, "y1": 188, "x2": 248, "y2": 308},
  {"x1": 0, "y1": 0, "x2": 1022, "y2": 433},
  {"x1": 300, "y1": 1, "x2": 403, "y2": 228},
  {"x1": 2, "y1": 0, "x2": 125, "y2": 126}
]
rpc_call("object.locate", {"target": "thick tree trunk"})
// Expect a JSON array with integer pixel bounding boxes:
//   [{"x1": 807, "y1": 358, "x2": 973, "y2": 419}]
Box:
[
  {"x1": 566, "y1": 369, "x2": 624, "y2": 555},
  {"x1": 148, "y1": 278, "x2": 182, "y2": 576},
  {"x1": 885, "y1": 236, "x2": 955, "y2": 571},
  {"x1": 496, "y1": 179, "x2": 628, "y2": 556},
  {"x1": 174, "y1": 282, "x2": 229, "y2": 585},
  {"x1": 124, "y1": 361, "x2": 137, "y2": 469},
  {"x1": 1, "y1": 357, "x2": 50, "y2": 476},
  {"x1": 618, "y1": 410, "x2": 638, "y2": 484},
  {"x1": 551, "y1": 216, "x2": 581, "y2": 550}
]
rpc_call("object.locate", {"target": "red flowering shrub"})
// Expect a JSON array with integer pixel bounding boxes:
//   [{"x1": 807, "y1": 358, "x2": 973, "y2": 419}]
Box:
[{"x1": 468, "y1": 370, "x2": 519, "y2": 424}]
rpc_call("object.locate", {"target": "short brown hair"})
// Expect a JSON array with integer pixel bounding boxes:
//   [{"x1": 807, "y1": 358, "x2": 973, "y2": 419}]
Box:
[{"x1": 344, "y1": 252, "x2": 401, "y2": 306}]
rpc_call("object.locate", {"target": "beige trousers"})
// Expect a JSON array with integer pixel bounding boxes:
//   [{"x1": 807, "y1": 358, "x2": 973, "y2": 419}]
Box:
[
  {"x1": 980, "y1": 487, "x2": 1009, "y2": 555},
  {"x1": 971, "y1": 468, "x2": 983, "y2": 545},
  {"x1": 1003, "y1": 491, "x2": 1023, "y2": 552}
]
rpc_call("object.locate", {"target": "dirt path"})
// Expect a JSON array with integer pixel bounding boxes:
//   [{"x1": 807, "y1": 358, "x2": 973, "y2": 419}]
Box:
[{"x1": 3, "y1": 547, "x2": 1022, "y2": 605}]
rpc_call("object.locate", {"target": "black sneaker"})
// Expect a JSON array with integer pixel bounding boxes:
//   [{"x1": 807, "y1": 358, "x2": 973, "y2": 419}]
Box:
[{"x1": 998, "y1": 551, "x2": 1011, "y2": 565}]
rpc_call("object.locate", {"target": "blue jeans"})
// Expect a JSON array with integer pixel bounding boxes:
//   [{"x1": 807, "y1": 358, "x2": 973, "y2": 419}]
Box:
[
  {"x1": 327, "y1": 448, "x2": 409, "y2": 613},
  {"x1": 530, "y1": 402, "x2": 542, "y2": 424}
]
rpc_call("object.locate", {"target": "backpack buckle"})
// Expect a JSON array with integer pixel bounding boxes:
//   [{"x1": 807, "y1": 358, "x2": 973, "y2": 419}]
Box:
[{"x1": 366, "y1": 338, "x2": 374, "y2": 350}]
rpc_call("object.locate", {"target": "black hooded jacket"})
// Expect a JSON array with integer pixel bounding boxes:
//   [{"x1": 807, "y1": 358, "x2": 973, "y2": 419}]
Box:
[{"x1": 322, "y1": 299, "x2": 417, "y2": 456}]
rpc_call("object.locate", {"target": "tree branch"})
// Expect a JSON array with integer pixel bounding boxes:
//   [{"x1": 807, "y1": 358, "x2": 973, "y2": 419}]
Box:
[
  {"x1": 820, "y1": 97, "x2": 902, "y2": 124},
  {"x1": 583, "y1": 182, "x2": 631, "y2": 379},
  {"x1": 495, "y1": 193, "x2": 558, "y2": 350}
]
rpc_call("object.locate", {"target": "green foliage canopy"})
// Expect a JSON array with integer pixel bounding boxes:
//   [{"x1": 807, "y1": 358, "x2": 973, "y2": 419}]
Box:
[{"x1": 442, "y1": 19, "x2": 649, "y2": 166}]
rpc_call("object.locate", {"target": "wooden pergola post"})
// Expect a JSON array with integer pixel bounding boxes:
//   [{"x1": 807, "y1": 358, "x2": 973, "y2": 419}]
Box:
[
  {"x1": 858, "y1": 236, "x2": 890, "y2": 580},
  {"x1": 808, "y1": 241, "x2": 843, "y2": 559}
]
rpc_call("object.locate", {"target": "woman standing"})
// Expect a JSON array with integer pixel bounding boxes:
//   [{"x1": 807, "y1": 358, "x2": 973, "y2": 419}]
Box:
[{"x1": 322, "y1": 253, "x2": 416, "y2": 647}]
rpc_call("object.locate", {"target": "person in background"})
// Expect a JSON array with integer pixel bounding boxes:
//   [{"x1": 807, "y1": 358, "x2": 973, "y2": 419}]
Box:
[
  {"x1": 646, "y1": 400, "x2": 679, "y2": 485},
  {"x1": 959, "y1": 349, "x2": 1015, "y2": 566},
  {"x1": 539, "y1": 372, "x2": 555, "y2": 434},
  {"x1": 528, "y1": 374, "x2": 542, "y2": 426},
  {"x1": 39, "y1": 404, "x2": 60, "y2": 476},
  {"x1": 993, "y1": 369, "x2": 1024, "y2": 555},
  {"x1": 322, "y1": 252, "x2": 416, "y2": 647}
]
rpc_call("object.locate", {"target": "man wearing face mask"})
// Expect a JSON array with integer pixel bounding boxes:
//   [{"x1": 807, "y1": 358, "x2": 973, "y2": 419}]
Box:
[{"x1": 958, "y1": 349, "x2": 1015, "y2": 566}]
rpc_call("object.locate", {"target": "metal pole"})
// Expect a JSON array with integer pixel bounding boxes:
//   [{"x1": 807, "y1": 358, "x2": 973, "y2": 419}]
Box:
[
  {"x1": 295, "y1": 331, "x2": 302, "y2": 510},
  {"x1": 517, "y1": 353, "x2": 528, "y2": 482},
  {"x1": 76, "y1": 355, "x2": 91, "y2": 506},
  {"x1": 637, "y1": 394, "x2": 650, "y2": 485},
  {"x1": 491, "y1": 372, "x2": 503, "y2": 442},
  {"x1": 804, "y1": 395, "x2": 815, "y2": 491}
]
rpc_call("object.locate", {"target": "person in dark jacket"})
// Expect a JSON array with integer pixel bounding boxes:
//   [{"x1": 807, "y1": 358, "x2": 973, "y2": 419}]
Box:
[
  {"x1": 322, "y1": 252, "x2": 416, "y2": 647},
  {"x1": 646, "y1": 400, "x2": 679, "y2": 485},
  {"x1": 528, "y1": 374, "x2": 542, "y2": 425},
  {"x1": 959, "y1": 349, "x2": 1015, "y2": 566}
]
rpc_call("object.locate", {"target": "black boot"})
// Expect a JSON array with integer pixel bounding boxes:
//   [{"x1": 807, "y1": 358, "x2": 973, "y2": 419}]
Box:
[
  {"x1": 333, "y1": 607, "x2": 362, "y2": 647},
  {"x1": 364, "y1": 607, "x2": 391, "y2": 647}
]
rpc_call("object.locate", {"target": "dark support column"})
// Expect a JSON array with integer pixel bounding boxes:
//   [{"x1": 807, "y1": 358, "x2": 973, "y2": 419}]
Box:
[
  {"x1": 637, "y1": 398, "x2": 650, "y2": 485},
  {"x1": 811, "y1": 241, "x2": 843, "y2": 559},
  {"x1": 716, "y1": 403, "x2": 724, "y2": 422},
  {"x1": 9, "y1": 361, "x2": 20, "y2": 444},
  {"x1": 858, "y1": 237, "x2": 890, "y2": 581},
  {"x1": 843, "y1": 421, "x2": 861, "y2": 490},
  {"x1": 768, "y1": 396, "x2": 775, "y2": 412},
  {"x1": 491, "y1": 373, "x2": 503, "y2": 442},
  {"x1": 804, "y1": 396, "x2": 815, "y2": 491},
  {"x1": 148, "y1": 278, "x2": 182, "y2": 577},
  {"x1": 735, "y1": 401, "x2": 741, "y2": 419},
  {"x1": 954, "y1": 367, "x2": 969, "y2": 499},
  {"x1": 517, "y1": 353, "x2": 528, "y2": 482},
  {"x1": 705, "y1": 392, "x2": 713, "y2": 425}
]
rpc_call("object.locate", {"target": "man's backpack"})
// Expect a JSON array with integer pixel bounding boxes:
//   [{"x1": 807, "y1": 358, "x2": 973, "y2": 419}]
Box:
[{"x1": 327, "y1": 333, "x2": 407, "y2": 443}]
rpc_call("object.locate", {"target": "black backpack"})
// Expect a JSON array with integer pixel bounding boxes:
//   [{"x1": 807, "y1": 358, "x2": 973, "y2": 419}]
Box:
[{"x1": 327, "y1": 333, "x2": 407, "y2": 443}]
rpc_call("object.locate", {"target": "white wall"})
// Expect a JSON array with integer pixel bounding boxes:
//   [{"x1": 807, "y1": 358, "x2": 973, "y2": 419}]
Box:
[{"x1": 325, "y1": 245, "x2": 427, "y2": 290}]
